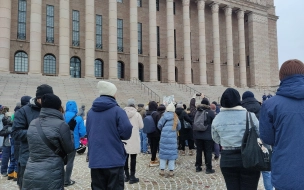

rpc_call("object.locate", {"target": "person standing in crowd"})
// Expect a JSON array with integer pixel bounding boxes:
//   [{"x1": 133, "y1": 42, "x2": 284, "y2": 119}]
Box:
[
  {"x1": 123, "y1": 99, "x2": 143, "y2": 184},
  {"x1": 14, "y1": 103, "x2": 21, "y2": 112},
  {"x1": 212, "y1": 88, "x2": 260, "y2": 190},
  {"x1": 77, "y1": 105, "x2": 85, "y2": 119},
  {"x1": 210, "y1": 103, "x2": 220, "y2": 160},
  {"x1": 22, "y1": 94, "x2": 74, "y2": 189},
  {"x1": 212, "y1": 101, "x2": 221, "y2": 114},
  {"x1": 175, "y1": 104, "x2": 194, "y2": 156},
  {"x1": 137, "y1": 104, "x2": 148, "y2": 154},
  {"x1": 64, "y1": 100, "x2": 86, "y2": 187},
  {"x1": 241, "y1": 90, "x2": 273, "y2": 190},
  {"x1": 158, "y1": 103, "x2": 181, "y2": 177},
  {"x1": 260, "y1": 59, "x2": 304, "y2": 190},
  {"x1": 86, "y1": 81, "x2": 132, "y2": 190},
  {"x1": 194, "y1": 98, "x2": 216, "y2": 174},
  {"x1": 12, "y1": 84, "x2": 53, "y2": 189}
]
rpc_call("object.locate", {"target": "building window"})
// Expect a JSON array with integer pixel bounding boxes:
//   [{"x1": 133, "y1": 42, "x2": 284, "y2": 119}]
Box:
[
  {"x1": 72, "y1": 10, "x2": 80, "y2": 47},
  {"x1": 156, "y1": 0, "x2": 159, "y2": 11},
  {"x1": 17, "y1": 0, "x2": 27, "y2": 40},
  {"x1": 137, "y1": 0, "x2": 142, "y2": 7},
  {"x1": 95, "y1": 59, "x2": 103, "y2": 77},
  {"x1": 157, "y1": 64, "x2": 161, "y2": 81},
  {"x1": 174, "y1": 29, "x2": 177, "y2": 58},
  {"x1": 247, "y1": 55, "x2": 250, "y2": 66},
  {"x1": 173, "y1": 2, "x2": 175, "y2": 15},
  {"x1": 175, "y1": 67, "x2": 178, "y2": 82},
  {"x1": 96, "y1": 15, "x2": 102, "y2": 49},
  {"x1": 117, "y1": 19, "x2": 123, "y2": 52},
  {"x1": 117, "y1": 0, "x2": 122, "y2": 3},
  {"x1": 138, "y1": 63, "x2": 144, "y2": 81},
  {"x1": 117, "y1": 61, "x2": 124, "y2": 79},
  {"x1": 157, "y1": 26, "x2": 160, "y2": 56},
  {"x1": 43, "y1": 54, "x2": 56, "y2": 75},
  {"x1": 46, "y1": 5, "x2": 54, "y2": 43},
  {"x1": 138, "y1": 23, "x2": 142, "y2": 54},
  {"x1": 14, "y1": 51, "x2": 28, "y2": 72},
  {"x1": 70, "y1": 57, "x2": 81, "y2": 78}
]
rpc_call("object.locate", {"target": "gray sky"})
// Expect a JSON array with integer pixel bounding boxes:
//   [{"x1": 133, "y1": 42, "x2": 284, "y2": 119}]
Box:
[{"x1": 276, "y1": 0, "x2": 304, "y2": 67}]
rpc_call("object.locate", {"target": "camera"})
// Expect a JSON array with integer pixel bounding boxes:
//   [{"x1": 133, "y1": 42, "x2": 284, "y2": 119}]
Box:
[{"x1": 196, "y1": 93, "x2": 202, "y2": 96}]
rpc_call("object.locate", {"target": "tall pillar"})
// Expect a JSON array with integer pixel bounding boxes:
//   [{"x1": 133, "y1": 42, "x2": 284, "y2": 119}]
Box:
[
  {"x1": 167, "y1": 0, "x2": 175, "y2": 83},
  {"x1": 59, "y1": 0, "x2": 70, "y2": 76},
  {"x1": 108, "y1": 0, "x2": 117, "y2": 79},
  {"x1": 211, "y1": 3, "x2": 221, "y2": 86},
  {"x1": 182, "y1": 0, "x2": 191, "y2": 84},
  {"x1": 29, "y1": 0, "x2": 42, "y2": 75},
  {"x1": 225, "y1": 6, "x2": 234, "y2": 87},
  {"x1": 197, "y1": 0, "x2": 207, "y2": 85},
  {"x1": 149, "y1": 0, "x2": 157, "y2": 81},
  {"x1": 237, "y1": 9, "x2": 247, "y2": 87},
  {"x1": 130, "y1": 0, "x2": 138, "y2": 79},
  {"x1": 0, "y1": 1, "x2": 11, "y2": 73},
  {"x1": 85, "y1": 0, "x2": 95, "y2": 78}
]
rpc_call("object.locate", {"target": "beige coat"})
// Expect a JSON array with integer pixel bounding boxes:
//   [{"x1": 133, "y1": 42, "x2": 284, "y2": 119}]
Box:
[{"x1": 123, "y1": 107, "x2": 144, "y2": 154}]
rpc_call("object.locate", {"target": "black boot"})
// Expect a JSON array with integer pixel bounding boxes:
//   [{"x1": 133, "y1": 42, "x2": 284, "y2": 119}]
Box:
[
  {"x1": 129, "y1": 172, "x2": 139, "y2": 184},
  {"x1": 124, "y1": 170, "x2": 130, "y2": 182}
]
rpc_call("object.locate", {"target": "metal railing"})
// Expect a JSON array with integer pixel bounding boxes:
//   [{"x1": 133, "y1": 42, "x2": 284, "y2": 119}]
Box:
[{"x1": 130, "y1": 78, "x2": 161, "y2": 102}]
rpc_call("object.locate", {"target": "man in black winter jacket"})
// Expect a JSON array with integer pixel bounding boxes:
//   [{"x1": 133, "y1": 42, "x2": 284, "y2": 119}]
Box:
[
  {"x1": 12, "y1": 84, "x2": 53, "y2": 189},
  {"x1": 241, "y1": 91, "x2": 261, "y2": 119}
]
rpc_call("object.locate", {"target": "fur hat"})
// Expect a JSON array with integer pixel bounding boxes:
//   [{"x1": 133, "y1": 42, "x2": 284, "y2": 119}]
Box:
[
  {"x1": 166, "y1": 103, "x2": 175, "y2": 112},
  {"x1": 41, "y1": 94, "x2": 62, "y2": 110},
  {"x1": 97, "y1": 81, "x2": 117, "y2": 97},
  {"x1": 242, "y1": 91, "x2": 254, "y2": 100},
  {"x1": 279, "y1": 59, "x2": 304, "y2": 81},
  {"x1": 36, "y1": 84, "x2": 53, "y2": 99}
]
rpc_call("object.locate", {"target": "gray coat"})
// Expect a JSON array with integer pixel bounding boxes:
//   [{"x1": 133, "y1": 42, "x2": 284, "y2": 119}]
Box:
[{"x1": 22, "y1": 108, "x2": 74, "y2": 190}]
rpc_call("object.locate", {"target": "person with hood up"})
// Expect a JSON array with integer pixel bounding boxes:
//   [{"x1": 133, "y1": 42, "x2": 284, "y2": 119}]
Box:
[
  {"x1": 12, "y1": 84, "x2": 53, "y2": 189},
  {"x1": 64, "y1": 100, "x2": 86, "y2": 187},
  {"x1": 137, "y1": 104, "x2": 148, "y2": 154},
  {"x1": 86, "y1": 81, "x2": 132, "y2": 190},
  {"x1": 157, "y1": 103, "x2": 181, "y2": 177},
  {"x1": 260, "y1": 59, "x2": 304, "y2": 190},
  {"x1": 212, "y1": 88, "x2": 260, "y2": 190},
  {"x1": 123, "y1": 99, "x2": 144, "y2": 184},
  {"x1": 193, "y1": 98, "x2": 216, "y2": 174},
  {"x1": 22, "y1": 94, "x2": 74, "y2": 190},
  {"x1": 175, "y1": 104, "x2": 194, "y2": 156}
]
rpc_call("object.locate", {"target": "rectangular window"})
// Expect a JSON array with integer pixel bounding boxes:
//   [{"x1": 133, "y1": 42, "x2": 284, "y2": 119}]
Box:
[
  {"x1": 117, "y1": 19, "x2": 123, "y2": 52},
  {"x1": 17, "y1": 0, "x2": 27, "y2": 40},
  {"x1": 96, "y1": 15, "x2": 102, "y2": 49},
  {"x1": 117, "y1": 0, "x2": 122, "y2": 3},
  {"x1": 137, "y1": 0, "x2": 142, "y2": 7},
  {"x1": 46, "y1": 5, "x2": 54, "y2": 43},
  {"x1": 72, "y1": 10, "x2": 80, "y2": 46},
  {"x1": 173, "y1": 2, "x2": 175, "y2": 15},
  {"x1": 174, "y1": 29, "x2": 177, "y2": 58},
  {"x1": 156, "y1": 0, "x2": 159, "y2": 11},
  {"x1": 157, "y1": 26, "x2": 160, "y2": 56},
  {"x1": 138, "y1": 23, "x2": 142, "y2": 54},
  {"x1": 247, "y1": 55, "x2": 250, "y2": 66}
]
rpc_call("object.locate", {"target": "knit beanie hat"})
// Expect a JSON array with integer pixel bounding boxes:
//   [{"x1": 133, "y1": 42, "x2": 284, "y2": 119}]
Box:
[
  {"x1": 97, "y1": 81, "x2": 117, "y2": 97},
  {"x1": 127, "y1": 99, "x2": 136, "y2": 107},
  {"x1": 157, "y1": 104, "x2": 166, "y2": 112},
  {"x1": 242, "y1": 91, "x2": 254, "y2": 100},
  {"x1": 220, "y1": 88, "x2": 241, "y2": 108},
  {"x1": 41, "y1": 93, "x2": 62, "y2": 110},
  {"x1": 166, "y1": 103, "x2": 175, "y2": 112},
  {"x1": 279, "y1": 59, "x2": 304, "y2": 81},
  {"x1": 148, "y1": 101, "x2": 158, "y2": 111},
  {"x1": 201, "y1": 98, "x2": 210, "y2": 106},
  {"x1": 21, "y1": 96, "x2": 32, "y2": 106},
  {"x1": 138, "y1": 104, "x2": 144, "y2": 108},
  {"x1": 36, "y1": 84, "x2": 53, "y2": 99}
]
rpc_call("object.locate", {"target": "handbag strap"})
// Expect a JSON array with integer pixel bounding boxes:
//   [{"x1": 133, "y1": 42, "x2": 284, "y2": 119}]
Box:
[
  {"x1": 35, "y1": 119, "x2": 66, "y2": 158},
  {"x1": 246, "y1": 111, "x2": 249, "y2": 132}
]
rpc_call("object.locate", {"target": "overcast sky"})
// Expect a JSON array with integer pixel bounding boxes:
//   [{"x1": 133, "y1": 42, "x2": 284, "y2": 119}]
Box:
[{"x1": 276, "y1": 0, "x2": 304, "y2": 68}]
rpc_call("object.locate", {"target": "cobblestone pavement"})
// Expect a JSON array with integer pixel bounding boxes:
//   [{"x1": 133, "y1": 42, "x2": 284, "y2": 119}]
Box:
[{"x1": 0, "y1": 150, "x2": 265, "y2": 190}]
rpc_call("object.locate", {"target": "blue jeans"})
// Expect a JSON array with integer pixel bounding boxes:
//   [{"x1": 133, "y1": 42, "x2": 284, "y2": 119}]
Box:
[
  {"x1": 1, "y1": 146, "x2": 11, "y2": 174},
  {"x1": 159, "y1": 159, "x2": 175, "y2": 171},
  {"x1": 262, "y1": 171, "x2": 273, "y2": 190},
  {"x1": 139, "y1": 130, "x2": 147, "y2": 153},
  {"x1": 8, "y1": 139, "x2": 17, "y2": 173}
]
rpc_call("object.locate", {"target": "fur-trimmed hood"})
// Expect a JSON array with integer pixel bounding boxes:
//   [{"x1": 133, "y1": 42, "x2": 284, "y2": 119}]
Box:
[
  {"x1": 197, "y1": 104, "x2": 210, "y2": 111},
  {"x1": 220, "y1": 106, "x2": 246, "y2": 111}
]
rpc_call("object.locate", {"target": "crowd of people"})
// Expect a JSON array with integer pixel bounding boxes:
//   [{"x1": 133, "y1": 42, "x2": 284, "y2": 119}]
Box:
[{"x1": 0, "y1": 59, "x2": 303, "y2": 190}]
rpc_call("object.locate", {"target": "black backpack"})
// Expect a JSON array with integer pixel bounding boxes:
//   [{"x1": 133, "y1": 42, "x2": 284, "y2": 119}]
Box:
[
  {"x1": 193, "y1": 110, "x2": 208, "y2": 131},
  {"x1": 68, "y1": 115, "x2": 77, "y2": 131}
]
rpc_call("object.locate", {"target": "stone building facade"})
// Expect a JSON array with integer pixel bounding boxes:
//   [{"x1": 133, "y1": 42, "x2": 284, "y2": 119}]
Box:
[{"x1": 0, "y1": 0, "x2": 279, "y2": 87}]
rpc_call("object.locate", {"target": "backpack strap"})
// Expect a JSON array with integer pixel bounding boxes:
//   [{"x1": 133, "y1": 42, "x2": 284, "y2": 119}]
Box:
[{"x1": 69, "y1": 114, "x2": 77, "y2": 123}]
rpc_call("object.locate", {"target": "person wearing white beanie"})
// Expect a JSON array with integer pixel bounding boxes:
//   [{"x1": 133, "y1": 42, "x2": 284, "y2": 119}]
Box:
[
  {"x1": 166, "y1": 103, "x2": 176, "y2": 112},
  {"x1": 97, "y1": 81, "x2": 117, "y2": 97}
]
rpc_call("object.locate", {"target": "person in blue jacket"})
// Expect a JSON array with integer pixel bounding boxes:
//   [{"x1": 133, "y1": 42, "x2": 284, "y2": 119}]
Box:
[
  {"x1": 64, "y1": 100, "x2": 86, "y2": 187},
  {"x1": 260, "y1": 59, "x2": 304, "y2": 190},
  {"x1": 86, "y1": 81, "x2": 132, "y2": 190}
]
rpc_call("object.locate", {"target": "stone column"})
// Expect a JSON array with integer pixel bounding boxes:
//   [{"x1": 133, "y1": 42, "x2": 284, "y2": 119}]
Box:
[
  {"x1": 108, "y1": 0, "x2": 117, "y2": 79},
  {"x1": 167, "y1": 0, "x2": 175, "y2": 83},
  {"x1": 0, "y1": 1, "x2": 11, "y2": 73},
  {"x1": 182, "y1": 0, "x2": 191, "y2": 84},
  {"x1": 149, "y1": 0, "x2": 157, "y2": 81},
  {"x1": 59, "y1": 0, "x2": 70, "y2": 76},
  {"x1": 237, "y1": 9, "x2": 247, "y2": 87},
  {"x1": 225, "y1": 6, "x2": 234, "y2": 87},
  {"x1": 197, "y1": 0, "x2": 207, "y2": 85},
  {"x1": 130, "y1": 0, "x2": 138, "y2": 79},
  {"x1": 211, "y1": 3, "x2": 221, "y2": 86},
  {"x1": 29, "y1": 0, "x2": 42, "y2": 75},
  {"x1": 85, "y1": 0, "x2": 95, "y2": 78}
]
